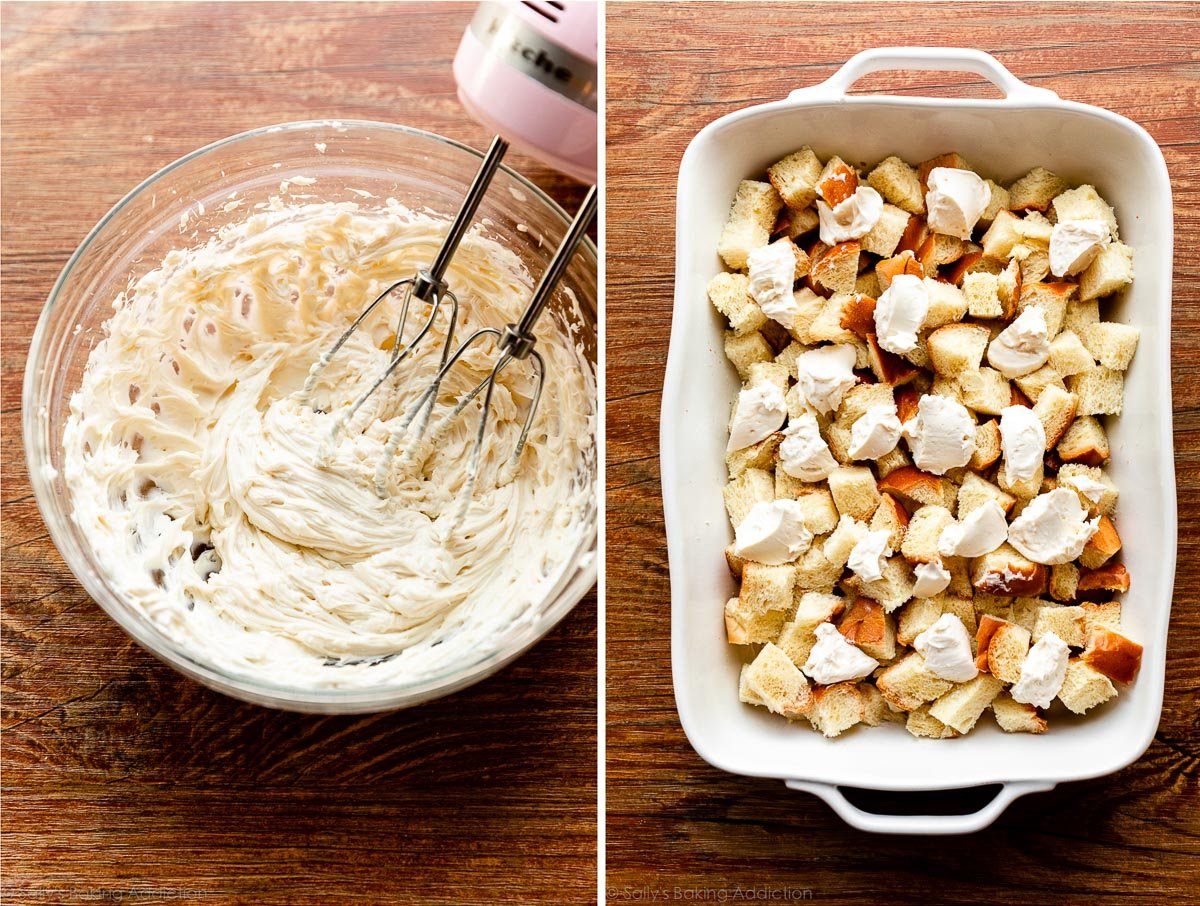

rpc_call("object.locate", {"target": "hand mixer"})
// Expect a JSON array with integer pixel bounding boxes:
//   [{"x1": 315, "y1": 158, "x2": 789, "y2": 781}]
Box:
[
  {"x1": 377, "y1": 183, "x2": 597, "y2": 533},
  {"x1": 302, "y1": 134, "x2": 510, "y2": 429}
]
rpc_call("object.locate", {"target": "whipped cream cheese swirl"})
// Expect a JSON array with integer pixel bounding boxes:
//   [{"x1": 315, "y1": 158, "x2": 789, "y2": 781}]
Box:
[{"x1": 62, "y1": 201, "x2": 595, "y2": 689}]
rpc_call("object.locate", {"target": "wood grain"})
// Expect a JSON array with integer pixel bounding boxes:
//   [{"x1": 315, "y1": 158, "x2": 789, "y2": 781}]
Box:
[
  {"x1": 605, "y1": 3, "x2": 1200, "y2": 902},
  {"x1": 1, "y1": 4, "x2": 595, "y2": 903}
]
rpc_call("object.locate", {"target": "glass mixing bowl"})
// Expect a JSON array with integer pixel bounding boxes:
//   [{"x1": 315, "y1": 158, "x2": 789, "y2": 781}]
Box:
[{"x1": 22, "y1": 120, "x2": 598, "y2": 713}]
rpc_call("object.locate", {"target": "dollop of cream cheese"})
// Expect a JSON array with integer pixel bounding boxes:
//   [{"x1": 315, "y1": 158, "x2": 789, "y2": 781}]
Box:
[
  {"x1": 733, "y1": 500, "x2": 813, "y2": 564},
  {"x1": 1050, "y1": 219, "x2": 1110, "y2": 277},
  {"x1": 999, "y1": 404, "x2": 1046, "y2": 483},
  {"x1": 848, "y1": 528, "x2": 891, "y2": 583},
  {"x1": 925, "y1": 167, "x2": 991, "y2": 239},
  {"x1": 746, "y1": 240, "x2": 800, "y2": 329},
  {"x1": 779, "y1": 411, "x2": 838, "y2": 481},
  {"x1": 913, "y1": 613, "x2": 978, "y2": 682},
  {"x1": 1008, "y1": 488, "x2": 1100, "y2": 565},
  {"x1": 912, "y1": 560, "x2": 952, "y2": 598},
  {"x1": 61, "y1": 201, "x2": 596, "y2": 690},
  {"x1": 1011, "y1": 631, "x2": 1070, "y2": 708},
  {"x1": 938, "y1": 500, "x2": 1009, "y2": 558},
  {"x1": 802, "y1": 622, "x2": 879, "y2": 685},
  {"x1": 988, "y1": 307, "x2": 1050, "y2": 378},
  {"x1": 849, "y1": 402, "x2": 902, "y2": 460},
  {"x1": 795, "y1": 344, "x2": 857, "y2": 416},
  {"x1": 874, "y1": 274, "x2": 930, "y2": 355},
  {"x1": 902, "y1": 394, "x2": 976, "y2": 475},
  {"x1": 817, "y1": 185, "x2": 884, "y2": 246},
  {"x1": 728, "y1": 382, "x2": 787, "y2": 451}
]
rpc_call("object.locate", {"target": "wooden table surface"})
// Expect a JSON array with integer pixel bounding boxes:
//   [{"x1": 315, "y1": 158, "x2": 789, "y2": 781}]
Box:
[
  {"x1": 1, "y1": 4, "x2": 595, "y2": 903},
  {"x1": 606, "y1": 3, "x2": 1200, "y2": 902}
]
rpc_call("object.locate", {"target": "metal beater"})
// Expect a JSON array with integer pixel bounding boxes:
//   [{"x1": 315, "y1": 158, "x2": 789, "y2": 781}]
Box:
[
  {"x1": 303, "y1": 135, "x2": 509, "y2": 429},
  {"x1": 377, "y1": 184, "x2": 597, "y2": 532}
]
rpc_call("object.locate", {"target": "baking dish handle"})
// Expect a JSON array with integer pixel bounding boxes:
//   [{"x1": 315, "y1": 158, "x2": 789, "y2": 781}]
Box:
[
  {"x1": 785, "y1": 779, "x2": 1056, "y2": 835},
  {"x1": 789, "y1": 47, "x2": 1060, "y2": 104}
]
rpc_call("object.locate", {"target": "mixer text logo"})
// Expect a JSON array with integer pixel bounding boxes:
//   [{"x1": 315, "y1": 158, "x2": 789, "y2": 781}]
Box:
[{"x1": 484, "y1": 16, "x2": 574, "y2": 84}]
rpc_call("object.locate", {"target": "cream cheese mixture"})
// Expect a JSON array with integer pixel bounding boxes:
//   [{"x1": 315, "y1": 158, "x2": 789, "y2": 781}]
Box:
[{"x1": 62, "y1": 199, "x2": 595, "y2": 689}]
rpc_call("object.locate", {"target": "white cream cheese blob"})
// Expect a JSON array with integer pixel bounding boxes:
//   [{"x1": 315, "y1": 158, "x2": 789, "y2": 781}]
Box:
[{"x1": 62, "y1": 200, "x2": 595, "y2": 689}]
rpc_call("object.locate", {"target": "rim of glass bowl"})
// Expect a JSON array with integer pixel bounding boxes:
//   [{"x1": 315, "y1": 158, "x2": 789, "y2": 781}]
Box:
[{"x1": 22, "y1": 119, "x2": 598, "y2": 712}]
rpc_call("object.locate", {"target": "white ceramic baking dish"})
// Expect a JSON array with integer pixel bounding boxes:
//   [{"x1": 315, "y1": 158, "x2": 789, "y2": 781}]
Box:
[{"x1": 663, "y1": 48, "x2": 1175, "y2": 834}]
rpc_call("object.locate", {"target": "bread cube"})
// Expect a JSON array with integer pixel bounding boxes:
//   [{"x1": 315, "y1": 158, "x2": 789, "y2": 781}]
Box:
[
  {"x1": 867, "y1": 155, "x2": 925, "y2": 214},
  {"x1": 1081, "y1": 628, "x2": 1142, "y2": 685},
  {"x1": 1032, "y1": 605, "x2": 1087, "y2": 648},
  {"x1": 959, "y1": 367, "x2": 1011, "y2": 417},
  {"x1": 1078, "y1": 242, "x2": 1133, "y2": 301},
  {"x1": 870, "y1": 492, "x2": 910, "y2": 552},
  {"x1": 767, "y1": 147, "x2": 824, "y2": 210},
  {"x1": 739, "y1": 562, "x2": 798, "y2": 614},
  {"x1": 979, "y1": 180, "x2": 1010, "y2": 227},
  {"x1": 817, "y1": 156, "x2": 860, "y2": 205},
  {"x1": 958, "y1": 471, "x2": 1015, "y2": 516},
  {"x1": 1081, "y1": 600, "x2": 1122, "y2": 633},
  {"x1": 877, "y1": 652, "x2": 954, "y2": 712},
  {"x1": 992, "y1": 693, "x2": 1048, "y2": 734},
  {"x1": 723, "y1": 468, "x2": 774, "y2": 526},
  {"x1": 1082, "y1": 322, "x2": 1140, "y2": 371},
  {"x1": 1049, "y1": 562, "x2": 1080, "y2": 603},
  {"x1": 828, "y1": 465, "x2": 882, "y2": 521},
  {"x1": 838, "y1": 596, "x2": 897, "y2": 661},
  {"x1": 928, "y1": 323, "x2": 989, "y2": 378},
  {"x1": 725, "y1": 596, "x2": 788, "y2": 644},
  {"x1": 708, "y1": 272, "x2": 766, "y2": 336},
  {"x1": 901, "y1": 505, "x2": 954, "y2": 564},
  {"x1": 962, "y1": 272, "x2": 1004, "y2": 318},
  {"x1": 741, "y1": 643, "x2": 813, "y2": 718},
  {"x1": 929, "y1": 674, "x2": 1004, "y2": 734},
  {"x1": 718, "y1": 180, "x2": 783, "y2": 269},
  {"x1": 1080, "y1": 515, "x2": 1121, "y2": 569},
  {"x1": 906, "y1": 704, "x2": 961, "y2": 738},
  {"x1": 774, "y1": 591, "x2": 846, "y2": 666},
  {"x1": 1057, "y1": 415, "x2": 1110, "y2": 466},
  {"x1": 977, "y1": 616, "x2": 1031, "y2": 683},
  {"x1": 1069, "y1": 366, "x2": 1124, "y2": 416},
  {"x1": 1032, "y1": 385, "x2": 1078, "y2": 449},
  {"x1": 922, "y1": 279, "x2": 969, "y2": 329},
  {"x1": 981, "y1": 210, "x2": 1024, "y2": 260},
  {"x1": 809, "y1": 682, "x2": 866, "y2": 738},
  {"x1": 972, "y1": 543, "x2": 1048, "y2": 596},
  {"x1": 861, "y1": 204, "x2": 911, "y2": 257},
  {"x1": 878, "y1": 466, "x2": 956, "y2": 510},
  {"x1": 1013, "y1": 364, "x2": 1066, "y2": 403},
  {"x1": 846, "y1": 555, "x2": 916, "y2": 613},
  {"x1": 1052, "y1": 184, "x2": 1119, "y2": 239},
  {"x1": 1048, "y1": 330, "x2": 1095, "y2": 378},
  {"x1": 969, "y1": 420, "x2": 1003, "y2": 471},
  {"x1": 1057, "y1": 659, "x2": 1117, "y2": 714},
  {"x1": 810, "y1": 241, "x2": 861, "y2": 296},
  {"x1": 1008, "y1": 167, "x2": 1067, "y2": 212},
  {"x1": 724, "y1": 330, "x2": 774, "y2": 380}
]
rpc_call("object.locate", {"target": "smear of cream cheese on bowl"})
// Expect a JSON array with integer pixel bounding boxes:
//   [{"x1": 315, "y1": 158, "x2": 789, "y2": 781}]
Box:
[{"x1": 61, "y1": 198, "x2": 596, "y2": 692}]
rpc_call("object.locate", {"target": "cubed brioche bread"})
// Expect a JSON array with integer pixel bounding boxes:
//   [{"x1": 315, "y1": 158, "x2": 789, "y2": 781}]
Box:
[
  {"x1": 1078, "y1": 242, "x2": 1133, "y2": 301},
  {"x1": 725, "y1": 596, "x2": 788, "y2": 644},
  {"x1": 1048, "y1": 330, "x2": 1095, "y2": 378},
  {"x1": 878, "y1": 466, "x2": 956, "y2": 511},
  {"x1": 906, "y1": 703, "x2": 961, "y2": 739},
  {"x1": 1057, "y1": 415, "x2": 1110, "y2": 466},
  {"x1": 958, "y1": 471, "x2": 1015, "y2": 517},
  {"x1": 1053, "y1": 184, "x2": 1119, "y2": 238},
  {"x1": 838, "y1": 596, "x2": 897, "y2": 661},
  {"x1": 742, "y1": 643, "x2": 813, "y2": 718},
  {"x1": 877, "y1": 652, "x2": 954, "y2": 712},
  {"x1": 1008, "y1": 166, "x2": 1067, "y2": 212},
  {"x1": 828, "y1": 465, "x2": 882, "y2": 521},
  {"x1": 928, "y1": 323, "x2": 990, "y2": 378},
  {"x1": 775, "y1": 592, "x2": 846, "y2": 666},
  {"x1": 992, "y1": 692, "x2": 1048, "y2": 734},
  {"x1": 870, "y1": 492, "x2": 910, "y2": 551},
  {"x1": 809, "y1": 682, "x2": 866, "y2": 738},
  {"x1": 724, "y1": 330, "x2": 774, "y2": 380},
  {"x1": 1032, "y1": 605, "x2": 1087, "y2": 648},
  {"x1": 976, "y1": 616, "x2": 1031, "y2": 683},
  {"x1": 971, "y1": 544, "x2": 1049, "y2": 597},
  {"x1": 1082, "y1": 321, "x2": 1140, "y2": 371},
  {"x1": 962, "y1": 272, "x2": 1004, "y2": 319},
  {"x1": 767, "y1": 147, "x2": 824, "y2": 210},
  {"x1": 1031, "y1": 384, "x2": 1078, "y2": 449},
  {"x1": 723, "y1": 468, "x2": 774, "y2": 526},
  {"x1": 709, "y1": 272, "x2": 766, "y2": 336},
  {"x1": 1069, "y1": 365, "x2": 1124, "y2": 416},
  {"x1": 969, "y1": 420, "x2": 1003, "y2": 471},
  {"x1": 901, "y1": 505, "x2": 954, "y2": 564},
  {"x1": 1081, "y1": 628, "x2": 1142, "y2": 684},
  {"x1": 817, "y1": 156, "x2": 859, "y2": 206},
  {"x1": 718, "y1": 180, "x2": 783, "y2": 269},
  {"x1": 981, "y1": 209, "x2": 1024, "y2": 260},
  {"x1": 1057, "y1": 659, "x2": 1117, "y2": 714},
  {"x1": 861, "y1": 204, "x2": 912, "y2": 258},
  {"x1": 739, "y1": 562, "x2": 797, "y2": 614},
  {"x1": 1080, "y1": 515, "x2": 1121, "y2": 569},
  {"x1": 810, "y1": 241, "x2": 862, "y2": 296},
  {"x1": 929, "y1": 674, "x2": 1004, "y2": 734},
  {"x1": 1050, "y1": 562, "x2": 1081, "y2": 603},
  {"x1": 867, "y1": 155, "x2": 925, "y2": 214}
]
